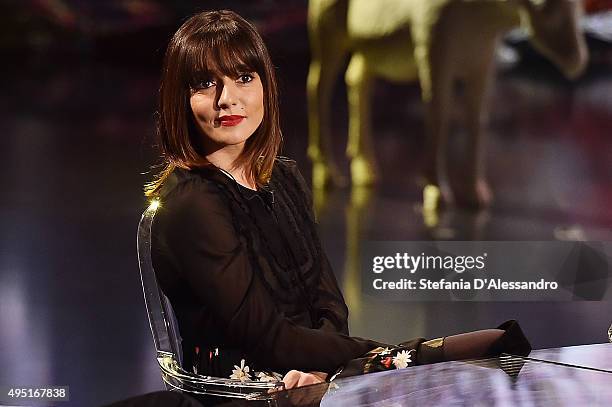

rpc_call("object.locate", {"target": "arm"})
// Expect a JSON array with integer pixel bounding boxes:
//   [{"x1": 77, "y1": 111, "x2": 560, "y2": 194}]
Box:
[
  {"x1": 314, "y1": 254, "x2": 349, "y2": 334},
  {"x1": 283, "y1": 160, "x2": 350, "y2": 335},
  {"x1": 159, "y1": 181, "x2": 384, "y2": 374}
]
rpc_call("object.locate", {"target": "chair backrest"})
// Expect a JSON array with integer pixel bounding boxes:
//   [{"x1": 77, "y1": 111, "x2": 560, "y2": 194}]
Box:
[
  {"x1": 137, "y1": 201, "x2": 183, "y2": 364},
  {"x1": 137, "y1": 200, "x2": 283, "y2": 399}
]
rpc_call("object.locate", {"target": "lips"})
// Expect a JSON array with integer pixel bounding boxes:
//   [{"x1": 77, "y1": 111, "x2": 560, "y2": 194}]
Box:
[{"x1": 218, "y1": 115, "x2": 245, "y2": 126}]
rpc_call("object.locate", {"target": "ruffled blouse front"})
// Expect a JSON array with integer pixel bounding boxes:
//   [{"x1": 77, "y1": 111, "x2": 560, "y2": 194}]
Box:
[{"x1": 151, "y1": 158, "x2": 387, "y2": 380}]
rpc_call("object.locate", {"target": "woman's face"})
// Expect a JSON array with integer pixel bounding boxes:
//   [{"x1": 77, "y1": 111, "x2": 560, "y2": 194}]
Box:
[{"x1": 190, "y1": 72, "x2": 264, "y2": 151}]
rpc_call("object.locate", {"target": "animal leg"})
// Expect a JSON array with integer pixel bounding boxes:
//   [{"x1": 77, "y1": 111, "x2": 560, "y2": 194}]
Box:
[
  {"x1": 455, "y1": 42, "x2": 496, "y2": 208},
  {"x1": 345, "y1": 52, "x2": 376, "y2": 186},
  {"x1": 416, "y1": 41, "x2": 454, "y2": 210},
  {"x1": 307, "y1": 0, "x2": 348, "y2": 189}
]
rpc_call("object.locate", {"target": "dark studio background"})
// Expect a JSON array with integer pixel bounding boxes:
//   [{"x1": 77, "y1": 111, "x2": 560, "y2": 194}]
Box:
[{"x1": 1, "y1": 1, "x2": 611, "y2": 406}]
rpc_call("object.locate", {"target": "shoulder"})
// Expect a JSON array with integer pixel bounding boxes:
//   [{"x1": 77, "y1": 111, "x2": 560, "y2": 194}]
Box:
[
  {"x1": 155, "y1": 168, "x2": 233, "y2": 234},
  {"x1": 163, "y1": 168, "x2": 225, "y2": 208},
  {"x1": 272, "y1": 156, "x2": 315, "y2": 216},
  {"x1": 153, "y1": 168, "x2": 242, "y2": 255},
  {"x1": 273, "y1": 156, "x2": 308, "y2": 188},
  {"x1": 274, "y1": 156, "x2": 298, "y2": 168}
]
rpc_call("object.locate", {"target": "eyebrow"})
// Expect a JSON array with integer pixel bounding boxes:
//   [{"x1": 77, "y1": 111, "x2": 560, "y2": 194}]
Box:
[{"x1": 193, "y1": 67, "x2": 256, "y2": 80}]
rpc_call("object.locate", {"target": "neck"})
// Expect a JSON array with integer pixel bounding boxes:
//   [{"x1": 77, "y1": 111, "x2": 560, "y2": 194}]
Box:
[{"x1": 205, "y1": 143, "x2": 256, "y2": 189}]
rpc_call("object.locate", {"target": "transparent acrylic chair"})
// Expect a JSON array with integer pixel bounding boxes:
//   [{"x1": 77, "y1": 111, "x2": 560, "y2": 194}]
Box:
[{"x1": 137, "y1": 200, "x2": 284, "y2": 401}]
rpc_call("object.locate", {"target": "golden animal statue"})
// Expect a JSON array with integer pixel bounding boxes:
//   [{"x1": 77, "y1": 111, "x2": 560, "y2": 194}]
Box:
[{"x1": 307, "y1": 0, "x2": 588, "y2": 209}]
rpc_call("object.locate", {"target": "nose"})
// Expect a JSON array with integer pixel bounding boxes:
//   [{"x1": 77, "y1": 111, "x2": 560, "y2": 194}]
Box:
[{"x1": 217, "y1": 81, "x2": 238, "y2": 109}]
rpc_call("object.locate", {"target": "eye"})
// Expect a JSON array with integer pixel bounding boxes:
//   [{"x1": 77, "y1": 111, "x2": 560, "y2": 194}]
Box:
[
  {"x1": 196, "y1": 79, "x2": 215, "y2": 90},
  {"x1": 237, "y1": 73, "x2": 255, "y2": 84}
]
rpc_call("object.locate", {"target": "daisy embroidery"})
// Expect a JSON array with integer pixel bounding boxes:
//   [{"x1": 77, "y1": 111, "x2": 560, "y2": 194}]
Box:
[
  {"x1": 256, "y1": 371, "x2": 278, "y2": 382},
  {"x1": 230, "y1": 359, "x2": 252, "y2": 381},
  {"x1": 392, "y1": 350, "x2": 413, "y2": 369}
]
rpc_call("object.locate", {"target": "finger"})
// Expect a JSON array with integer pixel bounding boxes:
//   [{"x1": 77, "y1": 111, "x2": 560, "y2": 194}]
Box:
[
  {"x1": 308, "y1": 371, "x2": 328, "y2": 382},
  {"x1": 296, "y1": 374, "x2": 311, "y2": 388},
  {"x1": 267, "y1": 381, "x2": 285, "y2": 394},
  {"x1": 282, "y1": 370, "x2": 301, "y2": 389},
  {"x1": 297, "y1": 373, "x2": 321, "y2": 387}
]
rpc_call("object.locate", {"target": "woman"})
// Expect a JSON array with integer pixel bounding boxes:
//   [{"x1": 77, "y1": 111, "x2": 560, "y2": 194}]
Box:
[{"x1": 146, "y1": 9, "x2": 530, "y2": 395}]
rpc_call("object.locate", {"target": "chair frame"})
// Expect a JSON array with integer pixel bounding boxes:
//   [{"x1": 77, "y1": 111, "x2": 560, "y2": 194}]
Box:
[{"x1": 137, "y1": 200, "x2": 284, "y2": 400}]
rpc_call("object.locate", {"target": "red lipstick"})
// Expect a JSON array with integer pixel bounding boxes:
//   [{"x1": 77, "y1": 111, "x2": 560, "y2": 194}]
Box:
[{"x1": 218, "y1": 115, "x2": 245, "y2": 126}]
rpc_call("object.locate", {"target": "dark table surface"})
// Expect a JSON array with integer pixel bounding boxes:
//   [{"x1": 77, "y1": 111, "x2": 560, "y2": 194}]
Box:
[
  {"x1": 317, "y1": 343, "x2": 612, "y2": 406},
  {"x1": 240, "y1": 343, "x2": 612, "y2": 407},
  {"x1": 516, "y1": 342, "x2": 612, "y2": 373}
]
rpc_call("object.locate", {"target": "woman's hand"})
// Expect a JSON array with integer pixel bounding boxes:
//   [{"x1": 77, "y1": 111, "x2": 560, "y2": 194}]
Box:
[{"x1": 282, "y1": 370, "x2": 328, "y2": 389}]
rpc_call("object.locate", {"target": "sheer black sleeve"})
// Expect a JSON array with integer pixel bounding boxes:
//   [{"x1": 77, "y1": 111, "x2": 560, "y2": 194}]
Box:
[
  {"x1": 157, "y1": 179, "x2": 385, "y2": 374},
  {"x1": 315, "y1": 254, "x2": 350, "y2": 334},
  {"x1": 283, "y1": 161, "x2": 350, "y2": 335}
]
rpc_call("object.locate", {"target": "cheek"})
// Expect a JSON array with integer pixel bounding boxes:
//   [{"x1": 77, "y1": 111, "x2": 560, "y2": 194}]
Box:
[
  {"x1": 250, "y1": 87, "x2": 265, "y2": 120},
  {"x1": 190, "y1": 96, "x2": 213, "y2": 123},
  {"x1": 189, "y1": 99, "x2": 201, "y2": 121}
]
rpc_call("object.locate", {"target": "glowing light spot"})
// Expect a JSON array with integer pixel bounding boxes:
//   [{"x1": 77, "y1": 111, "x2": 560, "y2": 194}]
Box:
[{"x1": 149, "y1": 199, "x2": 160, "y2": 212}]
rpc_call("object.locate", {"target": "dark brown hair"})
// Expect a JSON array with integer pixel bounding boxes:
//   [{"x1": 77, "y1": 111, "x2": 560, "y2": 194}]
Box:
[{"x1": 145, "y1": 9, "x2": 282, "y2": 197}]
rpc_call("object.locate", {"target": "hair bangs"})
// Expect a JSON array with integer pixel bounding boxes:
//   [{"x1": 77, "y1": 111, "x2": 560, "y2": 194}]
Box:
[{"x1": 184, "y1": 29, "x2": 263, "y2": 89}]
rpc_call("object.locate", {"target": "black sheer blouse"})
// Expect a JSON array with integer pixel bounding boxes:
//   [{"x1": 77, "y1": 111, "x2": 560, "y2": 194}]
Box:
[{"x1": 151, "y1": 157, "x2": 388, "y2": 380}]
